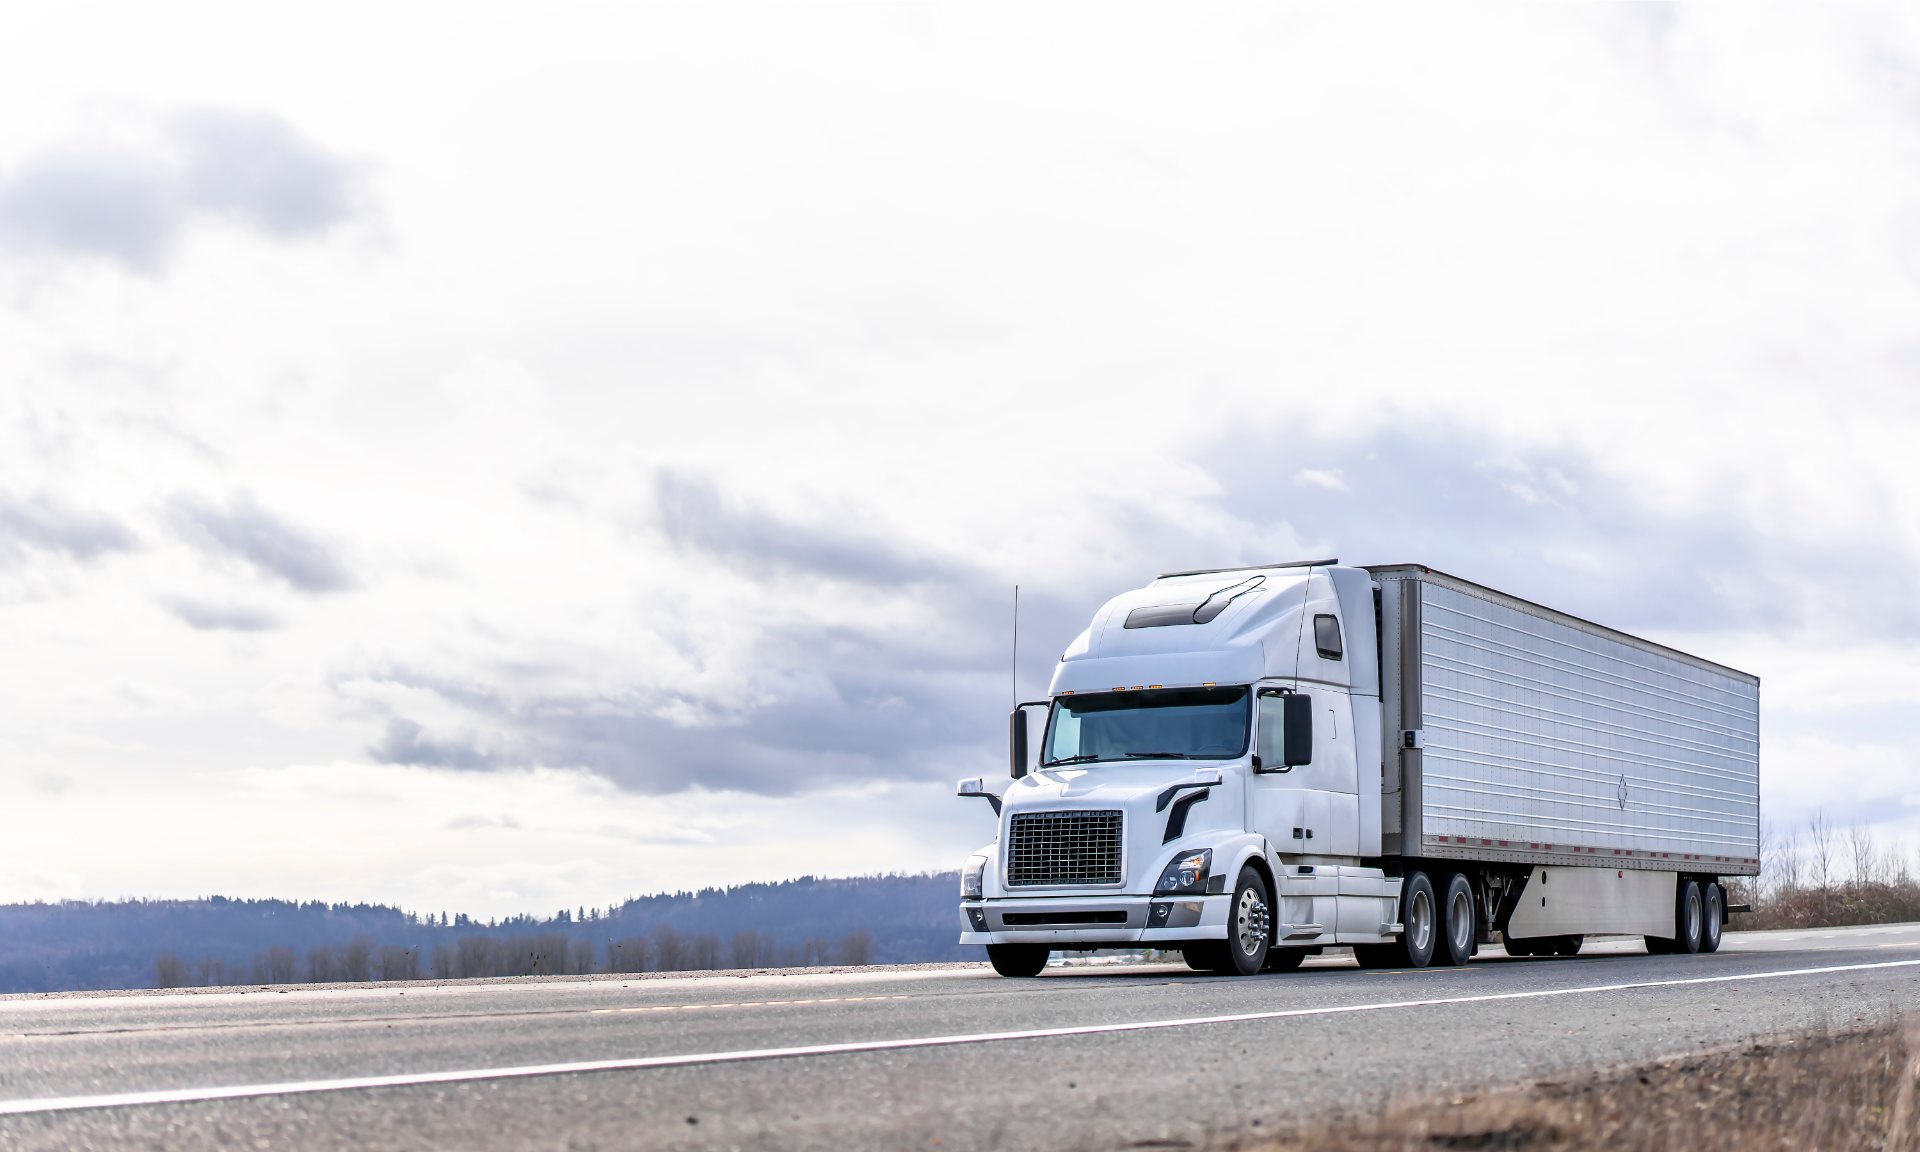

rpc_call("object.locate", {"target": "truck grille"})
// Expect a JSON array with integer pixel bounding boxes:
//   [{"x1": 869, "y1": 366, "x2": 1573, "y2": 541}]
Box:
[{"x1": 1006, "y1": 810, "x2": 1124, "y2": 887}]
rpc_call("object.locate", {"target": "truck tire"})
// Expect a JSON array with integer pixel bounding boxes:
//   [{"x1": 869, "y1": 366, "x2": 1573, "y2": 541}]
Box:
[
  {"x1": 1224, "y1": 867, "x2": 1273, "y2": 975},
  {"x1": 1182, "y1": 944, "x2": 1227, "y2": 972},
  {"x1": 1552, "y1": 935, "x2": 1584, "y2": 957},
  {"x1": 1675, "y1": 880, "x2": 1705, "y2": 955},
  {"x1": 1355, "y1": 870, "x2": 1438, "y2": 969},
  {"x1": 1503, "y1": 935, "x2": 1538, "y2": 957},
  {"x1": 1436, "y1": 872, "x2": 1476, "y2": 967},
  {"x1": 1263, "y1": 947, "x2": 1307, "y2": 972},
  {"x1": 1700, "y1": 882, "x2": 1724, "y2": 954},
  {"x1": 986, "y1": 944, "x2": 1050, "y2": 977}
]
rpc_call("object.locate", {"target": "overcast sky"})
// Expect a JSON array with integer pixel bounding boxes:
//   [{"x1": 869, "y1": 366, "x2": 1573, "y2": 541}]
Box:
[{"x1": 3, "y1": 4, "x2": 1918, "y2": 918}]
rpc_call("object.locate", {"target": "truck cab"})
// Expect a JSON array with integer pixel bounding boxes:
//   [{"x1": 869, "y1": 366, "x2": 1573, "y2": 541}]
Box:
[{"x1": 957, "y1": 562, "x2": 1404, "y2": 976}]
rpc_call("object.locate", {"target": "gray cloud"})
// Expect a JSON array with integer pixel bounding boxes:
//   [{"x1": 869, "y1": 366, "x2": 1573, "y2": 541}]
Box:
[
  {"x1": 370, "y1": 717, "x2": 504, "y2": 772},
  {"x1": 654, "y1": 469, "x2": 960, "y2": 587},
  {"x1": 1196, "y1": 419, "x2": 1920, "y2": 642},
  {"x1": 160, "y1": 596, "x2": 283, "y2": 633},
  {"x1": 170, "y1": 109, "x2": 361, "y2": 237},
  {"x1": 0, "y1": 110, "x2": 363, "y2": 273},
  {"x1": 0, "y1": 493, "x2": 138, "y2": 563},
  {"x1": 364, "y1": 428, "x2": 1900, "y2": 801},
  {"x1": 0, "y1": 151, "x2": 185, "y2": 271},
  {"x1": 169, "y1": 494, "x2": 355, "y2": 593}
]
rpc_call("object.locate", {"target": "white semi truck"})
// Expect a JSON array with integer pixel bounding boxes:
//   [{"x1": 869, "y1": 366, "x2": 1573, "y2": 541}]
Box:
[{"x1": 957, "y1": 562, "x2": 1761, "y2": 977}]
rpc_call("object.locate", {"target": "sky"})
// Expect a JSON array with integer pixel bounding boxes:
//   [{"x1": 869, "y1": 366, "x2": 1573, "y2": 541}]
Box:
[{"x1": 2, "y1": 3, "x2": 1918, "y2": 918}]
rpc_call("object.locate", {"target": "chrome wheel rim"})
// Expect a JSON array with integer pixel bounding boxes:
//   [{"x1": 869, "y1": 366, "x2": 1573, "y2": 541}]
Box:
[
  {"x1": 1237, "y1": 888, "x2": 1269, "y2": 957},
  {"x1": 1409, "y1": 888, "x2": 1433, "y2": 954},
  {"x1": 1448, "y1": 887, "x2": 1473, "y2": 955}
]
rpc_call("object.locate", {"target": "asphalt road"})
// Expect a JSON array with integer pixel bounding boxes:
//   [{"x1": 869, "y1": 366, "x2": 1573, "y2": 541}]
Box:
[{"x1": 4, "y1": 924, "x2": 1919, "y2": 1151}]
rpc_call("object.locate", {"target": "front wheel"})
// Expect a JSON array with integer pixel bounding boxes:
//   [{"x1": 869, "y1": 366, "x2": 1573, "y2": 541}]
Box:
[{"x1": 986, "y1": 943, "x2": 1049, "y2": 977}]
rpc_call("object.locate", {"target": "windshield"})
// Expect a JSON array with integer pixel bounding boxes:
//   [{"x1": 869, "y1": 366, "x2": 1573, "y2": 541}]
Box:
[{"x1": 1042, "y1": 686, "x2": 1251, "y2": 766}]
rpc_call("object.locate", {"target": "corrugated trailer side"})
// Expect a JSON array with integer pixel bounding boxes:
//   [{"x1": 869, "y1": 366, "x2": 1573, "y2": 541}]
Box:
[{"x1": 1372, "y1": 565, "x2": 1760, "y2": 877}]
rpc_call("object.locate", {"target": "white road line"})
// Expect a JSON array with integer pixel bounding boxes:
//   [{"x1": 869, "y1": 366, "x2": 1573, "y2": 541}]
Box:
[{"x1": 4, "y1": 957, "x2": 1918, "y2": 1117}]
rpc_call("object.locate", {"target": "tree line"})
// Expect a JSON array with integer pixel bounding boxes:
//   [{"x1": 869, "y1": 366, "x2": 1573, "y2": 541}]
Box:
[{"x1": 151, "y1": 927, "x2": 875, "y2": 987}]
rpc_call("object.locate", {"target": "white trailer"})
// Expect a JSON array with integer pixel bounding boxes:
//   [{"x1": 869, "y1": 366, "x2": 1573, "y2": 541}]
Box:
[{"x1": 956, "y1": 562, "x2": 1760, "y2": 976}]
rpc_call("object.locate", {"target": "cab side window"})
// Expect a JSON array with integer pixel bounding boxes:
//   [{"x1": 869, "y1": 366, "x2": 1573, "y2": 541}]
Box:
[{"x1": 1313, "y1": 614, "x2": 1343, "y2": 660}]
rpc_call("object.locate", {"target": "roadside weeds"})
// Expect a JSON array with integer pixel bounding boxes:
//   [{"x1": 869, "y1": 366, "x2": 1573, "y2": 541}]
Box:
[{"x1": 1236, "y1": 1022, "x2": 1920, "y2": 1152}]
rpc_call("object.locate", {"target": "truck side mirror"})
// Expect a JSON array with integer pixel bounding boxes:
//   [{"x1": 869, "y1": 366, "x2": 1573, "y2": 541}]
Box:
[
  {"x1": 1283, "y1": 694, "x2": 1314, "y2": 767},
  {"x1": 1008, "y1": 700, "x2": 1050, "y2": 779},
  {"x1": 1009, "y1": 709, "x2": 1029, "y2": 779}
]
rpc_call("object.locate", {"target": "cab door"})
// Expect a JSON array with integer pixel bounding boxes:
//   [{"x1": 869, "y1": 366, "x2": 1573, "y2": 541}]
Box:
[{"x1": 1248, "y1": 686, "x2": 1356, "y2": 855}]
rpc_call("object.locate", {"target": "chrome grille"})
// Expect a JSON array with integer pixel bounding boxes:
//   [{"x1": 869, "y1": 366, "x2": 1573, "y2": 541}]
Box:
[{"x1": 1006, "y1": 810, "x2": 1124, "y2": 887}]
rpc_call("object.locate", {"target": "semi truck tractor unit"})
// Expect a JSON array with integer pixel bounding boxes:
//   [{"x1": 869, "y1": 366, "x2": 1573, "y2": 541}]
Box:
[{"x1": 956, "y1": 562, "x2": 1761, "y2": 977}]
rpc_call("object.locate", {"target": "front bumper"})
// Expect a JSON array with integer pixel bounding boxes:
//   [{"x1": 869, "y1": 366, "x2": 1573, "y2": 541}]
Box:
[{"x1": 958, "y1": 894, "x2": 1232, "y2": 945}]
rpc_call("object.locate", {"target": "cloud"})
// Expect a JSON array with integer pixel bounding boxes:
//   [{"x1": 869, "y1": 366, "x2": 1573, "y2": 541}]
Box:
[
  {"x1": 1198, "y1": 417, "x2": 1920, "y2": 643},
  {"x1": 160, "y1": 596, "x2": 283, "y2": 633},
  {"x1": 0, "y1": 493, "x2": 138, "y2": 563},
  {"x1": 654, "y1": 469, "x2": 960, "y2": 587},
  {"x1": 0, "y1": 109, "x2": 364, "y2": 273},
  {"x1": 0, "y1": 151, "x2": 185, "y2": 272},
  {"x1": 369, "y1": 717, "x2": 503, "y2": 772},
  {"x1": 168, "y1": 494, "x2": 356, "y2": 593},
  {"x1": 169, "y1": 109, "x2": 362, "y2": 238},
  {"x1": 444, "y1": 813, "x2": 521, "y2": 832}
]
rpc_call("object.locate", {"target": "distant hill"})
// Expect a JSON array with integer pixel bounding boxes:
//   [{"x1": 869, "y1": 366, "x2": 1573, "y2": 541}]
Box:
[{"x1": 0, "y1": 873, "x2": 967, "y2": 994}]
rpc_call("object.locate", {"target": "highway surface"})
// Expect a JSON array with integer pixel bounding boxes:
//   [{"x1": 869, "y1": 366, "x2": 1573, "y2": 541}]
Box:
[{"x1": 4, "y1": 924, "x2": 1919, "y2": 1150}]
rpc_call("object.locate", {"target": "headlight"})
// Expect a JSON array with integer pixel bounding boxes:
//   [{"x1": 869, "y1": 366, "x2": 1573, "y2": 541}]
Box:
[
  {"x1": 1155, "y1": 848, "x2": 1212, "y2": 895},
  {"x1": 962, "y1": 854, "x2": 988, "y2": 899}
]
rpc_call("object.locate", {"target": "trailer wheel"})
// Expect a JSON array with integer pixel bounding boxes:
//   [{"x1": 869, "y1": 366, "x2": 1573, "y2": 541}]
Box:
[
  {"x1": 1436, "y1": 873, "x2": 1476, "y2": 967},
  {"x1": 1699, "y1": 883, "x2": 1724, "y2": 954},
  {"x1": 986, "y1": 944, "x2": 1050, "y2": 977},
  {"x1": 1675, "y1": 880, "x2": 1705, "y2": 955},
  {"x1": 1503, "y1": 935, "x2": 1537, "y2": 957},
  {"x1": 1552, "y1": 935, "x2": 1584, "y2": 957}
]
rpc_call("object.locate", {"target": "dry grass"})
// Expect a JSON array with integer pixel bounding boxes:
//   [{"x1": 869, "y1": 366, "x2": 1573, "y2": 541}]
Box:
[{"x1": 1241, "y1": 1024, "x2": 1920, "y2": 1152}]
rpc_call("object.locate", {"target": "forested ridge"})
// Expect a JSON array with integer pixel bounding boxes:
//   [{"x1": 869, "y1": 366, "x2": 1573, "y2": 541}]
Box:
[{"x1": 0, "y1": 872, "x2": 965, "y2": 993}]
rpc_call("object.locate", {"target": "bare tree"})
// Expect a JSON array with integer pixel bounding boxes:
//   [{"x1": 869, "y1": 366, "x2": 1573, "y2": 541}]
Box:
[
  {"x1": 431, "y1": 942, "x2": 457, "y2": 980},
  {"x1": 379, "y1": 945, "x2": 419, "y2": 981},
  {"x1": 688, "y1": 933, "x2": 720, "y2": 970},
  {"x1": 266, "y1": 947, "x2": 296, "y2": 984},
  {"x1": 838, "y1": 931, "x2": 872, "y2": 966},
  {"x1": 1848, "y1": 823, "x2": 1878, "y2": 888},
  {"x1": 154, "y1": 953, "x2": 187, "y2": 989},
  {"x1": 458, "y1": 935, "x2": 494, "y2": 979},
  {"x1": 340, "y1": 936, "x2": 374, "y2": 983},
  {"x1": 608, "y1": 936, "x2": 649, "y2": 974},
  {"x1": 730, "y1": 931, "x2": 763, "y2": 969},
  {"x1": 652, "y1": 926, "x2": 685, "y2": 971},
  {"x1": 567, "y1": 938, "x2": 597, "y2": 975},
  {"x1": 1776, "y1": 829, "x2": 1803, "y2": 896},
  {"x1": 1809, "y1": 812, "x2": 1836, "y2": 889},
  {"x1": 307, "y1": 945, "x2": 336, "y2": 983}
]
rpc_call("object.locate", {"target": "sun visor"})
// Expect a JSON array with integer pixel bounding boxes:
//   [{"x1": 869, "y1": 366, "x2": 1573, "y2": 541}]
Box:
[{"x1": 1048, "y1": 649, "x2": 1267, "y2": 696}]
